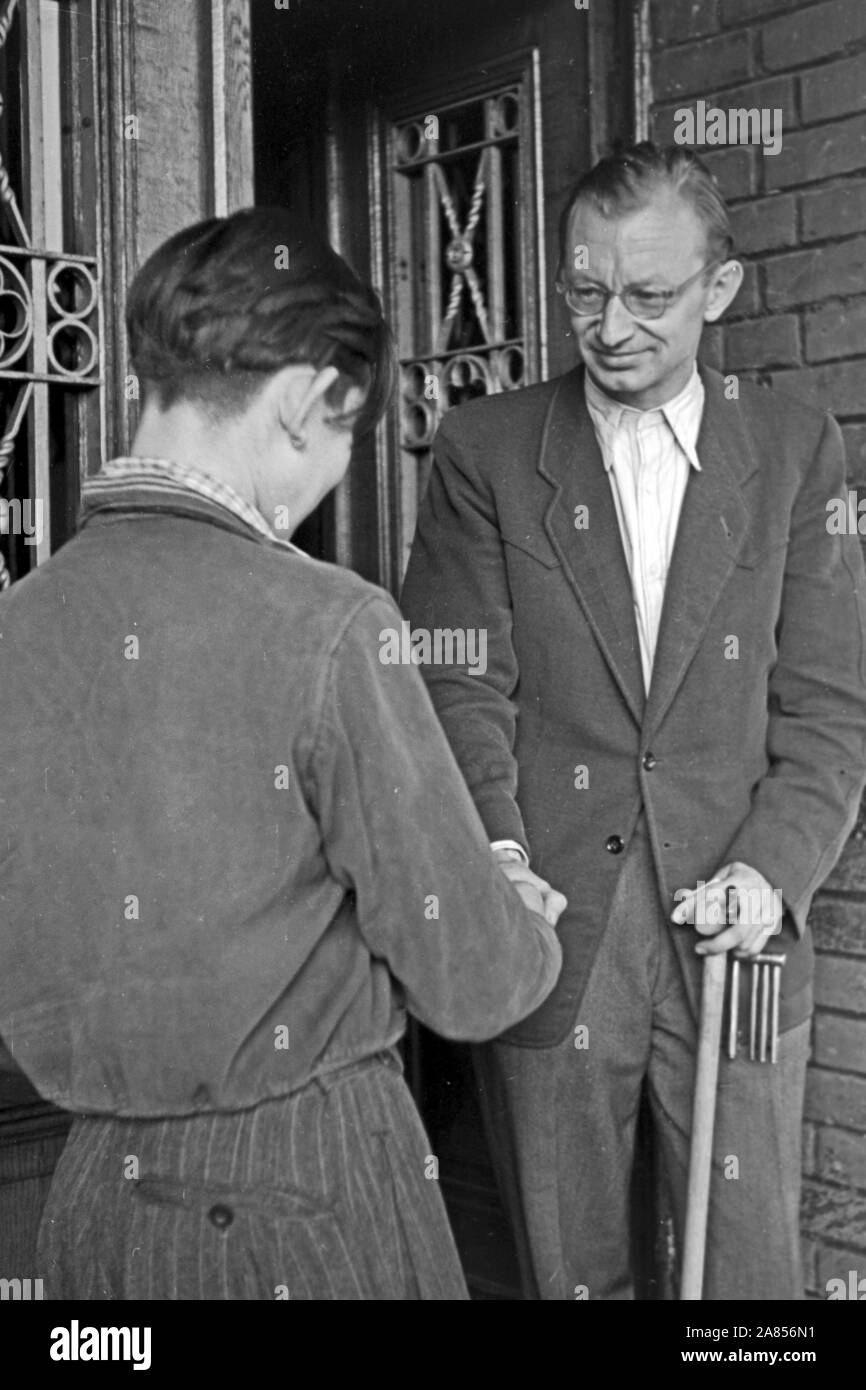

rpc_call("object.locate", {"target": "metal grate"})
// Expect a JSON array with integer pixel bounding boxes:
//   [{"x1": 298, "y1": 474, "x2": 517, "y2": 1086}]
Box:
[
  {"x1": 383, "y1": 54, "x2": 545, "y2": 577},
  {"x1": 0, "y1": 0, "x2": 103, "y2": 588}
]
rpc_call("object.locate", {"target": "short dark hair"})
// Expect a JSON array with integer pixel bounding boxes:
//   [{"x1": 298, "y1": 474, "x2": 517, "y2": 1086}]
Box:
[
  {"x1": 126, "y1": 207, "x2": 394, "y2": 434},
  {"x1": 557, "y1": 142, "x2": 734, "y2": 280}
]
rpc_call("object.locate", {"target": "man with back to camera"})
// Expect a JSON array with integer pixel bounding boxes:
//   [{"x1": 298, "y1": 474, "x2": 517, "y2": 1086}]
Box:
[
  {"x1": 401, "y1": 143, "x2": 866, "y2": 1300},
  {"x1": 0, "y1": 207, "x2": 565, "y2": 1300}
]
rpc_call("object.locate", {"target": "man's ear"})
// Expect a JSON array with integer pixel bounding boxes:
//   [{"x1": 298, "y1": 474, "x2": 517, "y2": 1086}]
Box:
[
  {"x1": 276, "y1": 365, "x2": 341, "y2": 444},
  {"x1": 703, "y1": 259, "x2": 744, "y2": 323}
]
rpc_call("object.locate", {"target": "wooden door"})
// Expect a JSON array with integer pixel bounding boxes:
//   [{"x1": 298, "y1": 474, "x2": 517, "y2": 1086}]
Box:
[{"x1": 253, "y1": 0, "x2": 637, "y2": 1297}]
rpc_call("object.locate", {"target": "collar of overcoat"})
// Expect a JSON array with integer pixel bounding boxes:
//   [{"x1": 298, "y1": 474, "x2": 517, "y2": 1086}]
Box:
[{"x1": 536, "y1": 363, "x2": 762, "y2": 736}]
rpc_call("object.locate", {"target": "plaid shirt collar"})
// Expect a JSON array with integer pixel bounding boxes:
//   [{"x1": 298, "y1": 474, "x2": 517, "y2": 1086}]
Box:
[{"x1": 82, "y1": 456, "x2": 308, "y2": 557}]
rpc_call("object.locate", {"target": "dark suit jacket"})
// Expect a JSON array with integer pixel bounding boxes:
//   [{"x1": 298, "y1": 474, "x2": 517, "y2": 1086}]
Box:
[{"x1": 401, "y1": 364, "x2": 866, "y2": 1046}]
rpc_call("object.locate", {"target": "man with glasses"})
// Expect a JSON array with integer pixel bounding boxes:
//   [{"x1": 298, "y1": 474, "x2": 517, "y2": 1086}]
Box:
[{"x1": 401, "y1": 143, "x2": 866, "y2": 1299}]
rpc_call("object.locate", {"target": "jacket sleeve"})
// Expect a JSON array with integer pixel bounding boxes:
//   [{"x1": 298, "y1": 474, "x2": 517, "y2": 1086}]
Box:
[
  {"x1": 308, "y1": 589, "x2": 562, "y2": 1041},
  {"x1": 400, "y1": 417, "x2": 529, "y2": 849},
  {"x1": 723, "y1": 412, "x2": 866, "y2": 932}
]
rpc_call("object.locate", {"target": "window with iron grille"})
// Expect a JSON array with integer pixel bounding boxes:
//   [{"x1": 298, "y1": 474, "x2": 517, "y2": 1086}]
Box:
[
  {"x1": 376, "y1": 51, "x2": 546, "y2": 579},
  {"x1": 0, "y1": 0, "x2": 103, "y2": 589}
]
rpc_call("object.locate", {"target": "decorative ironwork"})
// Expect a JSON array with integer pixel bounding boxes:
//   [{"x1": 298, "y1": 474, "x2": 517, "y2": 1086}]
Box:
[
  {"x1": 400, "y1": 344, "x2": 528, "y2": 451},
  {"x1": 384, "y1": 57, "x2": 545, "y2": 575},
  {"x1": 0, "y1": 251, "x2": 100, "y2": 388},
  {"x1": 0, "y1": 0, "x2": 103, "y2": 588},
  {"x1": 0, "y1": 252, "x2": 29, "y2": 366}
]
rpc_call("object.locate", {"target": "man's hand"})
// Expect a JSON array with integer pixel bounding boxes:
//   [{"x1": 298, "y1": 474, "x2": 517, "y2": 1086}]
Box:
[
  {"x1": 494, "y1": 849, "x2": 568, "y2": 927},
  {"x1": 671, "y1": 861, "x2": 782, "y2": 957}
]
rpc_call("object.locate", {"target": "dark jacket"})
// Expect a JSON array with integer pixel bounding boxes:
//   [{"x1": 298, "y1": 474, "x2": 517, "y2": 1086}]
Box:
[
  {"x1": 0, "y1": 479, "x2": 561, "y2": 1114},
  {"x1": 401, "y1": 364, "x2": 866, "y2": 1046}
]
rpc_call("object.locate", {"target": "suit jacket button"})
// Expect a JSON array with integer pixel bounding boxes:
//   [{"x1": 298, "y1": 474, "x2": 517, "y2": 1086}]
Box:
[
  {"x1": 642, "y1": 752, "x2": 657, "y2": 771},
  {"x1": 208, "y1": 1204, "x2": 234, "y2": 1229},
  {"x1": 605, "y1": 835, "x2": 624, "y2": 854}
]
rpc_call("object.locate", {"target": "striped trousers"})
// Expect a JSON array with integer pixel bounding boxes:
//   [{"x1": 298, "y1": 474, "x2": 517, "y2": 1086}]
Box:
[{"x1": 37, "y1": 1050, "x2": 468, "y2": 1300}]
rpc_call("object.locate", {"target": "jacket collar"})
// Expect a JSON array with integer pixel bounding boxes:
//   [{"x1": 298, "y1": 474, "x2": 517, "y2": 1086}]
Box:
[{"x1": 79, "y1": 458, "x2": 309, "y2": 559}]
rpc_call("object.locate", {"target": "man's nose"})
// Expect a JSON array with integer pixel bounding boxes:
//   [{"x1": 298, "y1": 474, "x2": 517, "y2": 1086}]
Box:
[{"x1": 596, "y1": 292, "x2": 635, "y2": 347}]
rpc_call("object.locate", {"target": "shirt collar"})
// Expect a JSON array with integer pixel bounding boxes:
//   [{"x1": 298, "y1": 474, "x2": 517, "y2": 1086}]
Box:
[
  {"x1": 584, "y1": 366, "x2": 704, "y2": 472},
  {"x1": 84, "y1": 456, "x2": 309, "y2": 557}
]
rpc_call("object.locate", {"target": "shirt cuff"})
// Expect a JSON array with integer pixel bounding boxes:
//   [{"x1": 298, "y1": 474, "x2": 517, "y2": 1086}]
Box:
[{"x1": 491, "y1": 839, "x2": 529, "y2": 865}]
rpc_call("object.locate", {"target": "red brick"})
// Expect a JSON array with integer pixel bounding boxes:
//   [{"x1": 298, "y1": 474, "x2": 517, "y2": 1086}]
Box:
[
  {"x1": 826, "y1": 802, "x2": 866, "y2": 891},
  {"x1": 801, "y1": 54, "x2": 866, "y2": 125},
  {"x1": 715, "y1": 73, "x2": 794, "y2": 116},
  {"x1": 813, "y1": 954, "x2": 866, "y2": 1016},
  {"x1": 813, "y1": 1012, "x2": 866, "y2": 1072},
  {"x1": 726, "y1": 313, "x2": 800, "y2": 369},
  {"x1": 765, "y1": 113, "x2": 866, "y2": 190},
  {"x1": 765, "y1": 237, "x2": 866, "y2": 308},
  {"x1": 702, "y1": 144, "x2": 756, "y2": 200},
  {"x1": 653, "y1": 31, "x2": 753, "y2": 101},
  {"x1": 843, "y1": 424, "x2": 866, "y2": 480},
  {"x1": 817, "y1": 1243, "x2": 866, "y2": 1293},
  {"x1": 817, "y1": 1125, "x2": 866, "y2": 1189},
  {"x1": 731, "y1": 193, "x2": 797, "y2": 253},
  {"x1": 802, "y1": 179, "x2": 866, "y2": 241},
  {"x1": 806, "y1": 1069, "x2": 866, "y2": 1133},
  {"x1": 651, "y1": 0, "x2": 720, "y2": 44},
  {"x1": 721, "y1": 0, "x2": 805, "y2": 23},
  {"x1": 769, "y1": 358, "x2": 866, "y2": 416},
  {"x1": 829, "y1": 842, "x2": 866, "y2": 893},
  {"x1": 801, "y1": 1175, "x2": 866, "y2": 1245},
  {"x1": 803, "y1": 1121, "x2": 818, "y2": 1175},
  {"x1": 811, "y1": 895, "x2": 866, "y2": 957},
  {"x1": 801, "y1": 1235, "x2": 820, "y2": 1292},
  {"x1": 727, "y1": 258, "x2": 761, "y2": 316},
  {"x1": 651, "y1": 106, "x2": 676, "y2": 147},
  {"x1": 762, "y1": 0, "x2": 866, "y2": 73},
  {"x1": 805, "y1": 296, "x2": 866, "y2": 362}
]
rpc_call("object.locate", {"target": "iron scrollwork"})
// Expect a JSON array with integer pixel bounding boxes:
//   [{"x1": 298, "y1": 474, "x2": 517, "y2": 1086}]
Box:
[
  {"x1": 387, "y1": 63, "x2": 544, "y2": 573},
  {"x1": 0, "y1": 0, "x2": 103, "y2": 588}
]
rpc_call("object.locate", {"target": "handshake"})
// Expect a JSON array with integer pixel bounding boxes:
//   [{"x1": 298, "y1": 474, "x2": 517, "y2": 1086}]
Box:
[{"x1": 493, "y1": 846, "x2": 567, "y2": 926}]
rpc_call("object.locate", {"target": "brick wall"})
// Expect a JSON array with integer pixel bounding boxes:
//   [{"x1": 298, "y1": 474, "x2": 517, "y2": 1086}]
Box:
[{"x1": 649, "y1": 0, "x2": 866, "y2": 1298}]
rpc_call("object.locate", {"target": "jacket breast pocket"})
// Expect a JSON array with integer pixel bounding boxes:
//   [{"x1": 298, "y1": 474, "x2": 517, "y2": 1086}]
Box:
[
  {"x1": 732, "y1": 536, "x2": 789, "y2": 572},
  {"x1": 501, "y1": 531, "x2": 562, "y2": 571}
]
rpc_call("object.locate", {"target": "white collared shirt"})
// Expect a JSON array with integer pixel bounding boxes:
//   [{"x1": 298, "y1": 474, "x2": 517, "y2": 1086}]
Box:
[{"x1": 585, "y1": 366, "x2": 705, "y2": 692}]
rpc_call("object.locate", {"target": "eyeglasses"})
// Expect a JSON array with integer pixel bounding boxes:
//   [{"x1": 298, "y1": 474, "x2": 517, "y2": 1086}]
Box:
[{"x1": 556, "y1": 261, "x2": 719, "y2": 320}]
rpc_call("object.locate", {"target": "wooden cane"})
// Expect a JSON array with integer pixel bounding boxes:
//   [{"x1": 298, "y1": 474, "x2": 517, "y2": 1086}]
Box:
[{"x1": 680, "y1": 950, "x2": 728, "y2": 1300}]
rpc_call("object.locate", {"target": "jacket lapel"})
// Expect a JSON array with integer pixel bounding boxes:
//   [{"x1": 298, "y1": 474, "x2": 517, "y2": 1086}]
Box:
[
  {"x1": 538, "y1": 368, "x2": 646, "y2": 726},
  {"x1": 642, "y1": 367, "x2": 760, "y2": 736}
]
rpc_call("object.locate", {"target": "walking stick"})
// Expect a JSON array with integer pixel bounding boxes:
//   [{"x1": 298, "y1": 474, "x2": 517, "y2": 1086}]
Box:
[
  {"x1": 680, "y1": 942, "x2": 788, "y2": 1299},
  {"x1": 680, "y1": 950, "x2": 727, "y2": 1300}
]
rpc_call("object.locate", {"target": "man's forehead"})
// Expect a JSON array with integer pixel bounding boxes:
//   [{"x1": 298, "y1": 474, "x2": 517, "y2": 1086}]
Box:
[{"x1": 566, "y1": 192, "x2": 706, "y2": 262}]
